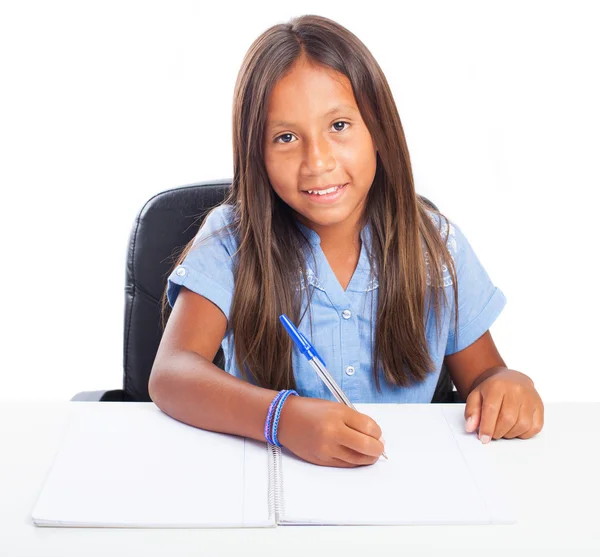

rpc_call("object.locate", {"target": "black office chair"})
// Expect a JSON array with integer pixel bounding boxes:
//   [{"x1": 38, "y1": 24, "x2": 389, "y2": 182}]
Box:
[{"x1": 72, "y1": 179, "x2": 464, "y2": 403}]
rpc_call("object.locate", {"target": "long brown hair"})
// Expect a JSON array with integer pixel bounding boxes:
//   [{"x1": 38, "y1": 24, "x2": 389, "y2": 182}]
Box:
[{"x1": 160, "y1": 14, "x2": 459, "y2": 392}]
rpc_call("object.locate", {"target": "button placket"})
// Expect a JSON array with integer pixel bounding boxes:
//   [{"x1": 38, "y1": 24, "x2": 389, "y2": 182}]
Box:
[
  {"x1": 339, "y1": 301, "x2": 361, "y2": 399},
  {"x1": 311, "y1": 246, "x2": 362, "y2": 400}
]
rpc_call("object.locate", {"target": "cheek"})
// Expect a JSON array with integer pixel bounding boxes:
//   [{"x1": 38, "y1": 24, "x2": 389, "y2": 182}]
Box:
[
  {"x1": 359, "y1": 135, "x2": 378, "y2": 181},
  {"x1": 337, "y1": 125, "x2": 375, "y2": 159},
  {"x1": 264, "y1": 153, "x2": 298, "y2": 193},
  {"x1": 337, "y1": 139, "x2": 377, "y2": 181}
]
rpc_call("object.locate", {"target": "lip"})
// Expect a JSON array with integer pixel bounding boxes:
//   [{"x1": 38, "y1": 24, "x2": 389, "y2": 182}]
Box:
[
  {"x1": 302, "y1": 182, "x2": 348, "y2": 204},
  {"x1": 302, "y1": 183, "x2": 346, "y2": 193}
]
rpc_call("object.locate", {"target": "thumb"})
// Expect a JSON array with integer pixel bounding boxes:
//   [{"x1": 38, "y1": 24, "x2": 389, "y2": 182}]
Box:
[{"x1": 464, "y1": 389, "x2": 482, "y2": 433}]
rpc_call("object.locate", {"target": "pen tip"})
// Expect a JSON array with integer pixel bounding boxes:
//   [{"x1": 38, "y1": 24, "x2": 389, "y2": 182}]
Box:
[{"x1": 382, "y1": 451, "x2": 389, "y2": 460}]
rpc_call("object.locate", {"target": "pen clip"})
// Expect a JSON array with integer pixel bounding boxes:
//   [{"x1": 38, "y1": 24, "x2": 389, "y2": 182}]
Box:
[
  {"x1": 296, "y1": 330, "x2": 327, "y2": 368},
  {"x1": 279, "y1": 314, "x2": 326, "y2": 367}
]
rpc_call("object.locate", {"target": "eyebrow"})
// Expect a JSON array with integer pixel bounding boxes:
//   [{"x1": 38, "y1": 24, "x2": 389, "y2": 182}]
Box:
[{"x1": 267, "y1": 104, "x2": 359, "y2": 129}]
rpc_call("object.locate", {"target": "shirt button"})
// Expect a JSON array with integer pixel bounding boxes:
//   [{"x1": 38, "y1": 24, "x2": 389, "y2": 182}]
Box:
[
  {"x1": 175, "y1": 266, "x2": 186, "y2": 277},
  {"x1": 345, "y1": 366, "x2": 355, "y2": 376},
  {"x1": 342, "y1": 309, "x2": 352, "y2": 319}
]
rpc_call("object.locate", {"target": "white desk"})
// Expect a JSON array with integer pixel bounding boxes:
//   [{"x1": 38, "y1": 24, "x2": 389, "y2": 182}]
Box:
[{"x1": 1, "y1": 401, "x2": 599, "y2": 556}]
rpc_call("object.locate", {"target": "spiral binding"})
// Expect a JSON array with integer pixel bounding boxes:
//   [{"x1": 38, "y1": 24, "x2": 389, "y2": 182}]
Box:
[{"x1": 267, "y1": 443, "x2": 284, "y2": 523}]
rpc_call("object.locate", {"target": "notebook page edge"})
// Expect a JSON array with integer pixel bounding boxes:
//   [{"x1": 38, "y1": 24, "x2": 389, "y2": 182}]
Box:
[{"x1": 439, "y1": 405, "x2": 518, "y2": 525}]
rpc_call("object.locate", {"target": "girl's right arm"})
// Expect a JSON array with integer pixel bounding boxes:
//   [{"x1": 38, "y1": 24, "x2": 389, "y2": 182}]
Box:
[{"x1": 149, "y1": 286, "x2": 385, "y2": 467}]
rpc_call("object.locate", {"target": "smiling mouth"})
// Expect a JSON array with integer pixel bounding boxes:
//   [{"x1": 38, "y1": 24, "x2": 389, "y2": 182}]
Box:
[{"x1": 303, "y1": 183, "x2": 348, "y2": 196}]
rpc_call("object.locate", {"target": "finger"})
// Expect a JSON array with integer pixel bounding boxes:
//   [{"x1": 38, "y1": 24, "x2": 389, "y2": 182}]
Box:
[
  {"x1": 343, "y1": 409, "x2": 383, "y2": 441},
  {"x1": 310, "y1": 452, "x2": 357, "y2": 468},
  {"x1": 518, "y1": 407, "x2": 544, "y2": 439},
  {"x1": 503, "y1": 405, "x2": 532, "y2": 439},
  {"x1": 335, "y1": 444, "x2": 380, "y2": 466},
  {"x1": 492, "y1": 396, "x2": 522, "y2": 440},
  {"x1": 308, "y1": 457, "x2": 354, "y2": 468},
  {"x1": 478, "y1": 391, "x2": 504, "y2": 444},
  {"x1": 464, "y1": 390, "x2": 483, "y2": 433},
  {"x1": 308, "y1": 452, "x2": 357, "y2": 469},
  {"x1": 340, "y1": 426, "x2": 385, "y2": 458},
  {"x1": 330, "y1": 456, "x2": 363, "y2": 468}
]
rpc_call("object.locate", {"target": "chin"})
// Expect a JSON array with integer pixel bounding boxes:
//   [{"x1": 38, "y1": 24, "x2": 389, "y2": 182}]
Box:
[{"x1": 297, "y1": 208, "x2": 352, "y2": 227}]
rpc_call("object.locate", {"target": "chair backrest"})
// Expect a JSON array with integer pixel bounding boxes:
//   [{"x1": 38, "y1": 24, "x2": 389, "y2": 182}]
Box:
[{"x1": 123, "y1": 180, "x2": 459, "y2": 403}]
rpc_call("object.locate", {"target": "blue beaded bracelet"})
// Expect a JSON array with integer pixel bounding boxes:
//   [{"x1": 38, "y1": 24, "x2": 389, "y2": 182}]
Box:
[
  {"x1": 271, "y1": 390, "x2": 298, "y2": 448},
  {"x1": 264, "y1": 390, "x2": 287, "y2": 445}
]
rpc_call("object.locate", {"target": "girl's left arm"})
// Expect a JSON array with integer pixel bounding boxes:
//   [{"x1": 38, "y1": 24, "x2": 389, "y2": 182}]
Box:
[{"x1": 443, "y1": 330, "x2": 544, "y2": 444}]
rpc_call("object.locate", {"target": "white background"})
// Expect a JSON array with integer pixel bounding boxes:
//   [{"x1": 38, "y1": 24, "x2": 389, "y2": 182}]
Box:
[{"x1": 1, "y1": 0, "x2": 598, "y2": 402}]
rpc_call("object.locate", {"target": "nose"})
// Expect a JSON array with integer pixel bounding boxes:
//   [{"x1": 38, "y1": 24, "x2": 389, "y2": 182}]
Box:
[{"x1": 302, "y1": 134, "x2": 336, "y2": 176}]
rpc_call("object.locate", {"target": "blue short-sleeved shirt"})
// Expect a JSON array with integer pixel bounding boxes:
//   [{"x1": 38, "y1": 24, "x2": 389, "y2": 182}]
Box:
[{"x1": 167, "y1": 204, "x2": 506, "y2": 403}]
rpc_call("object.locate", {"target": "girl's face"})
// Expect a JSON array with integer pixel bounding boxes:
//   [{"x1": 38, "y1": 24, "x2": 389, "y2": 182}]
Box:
[{"x1": 263, "y1": 57, "x2": 378, "y2": 236}]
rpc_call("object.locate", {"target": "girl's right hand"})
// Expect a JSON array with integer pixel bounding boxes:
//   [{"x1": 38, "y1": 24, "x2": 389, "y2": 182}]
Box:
[{"x1": 276, "y1": 395, "x2": 386, "y2": 467}]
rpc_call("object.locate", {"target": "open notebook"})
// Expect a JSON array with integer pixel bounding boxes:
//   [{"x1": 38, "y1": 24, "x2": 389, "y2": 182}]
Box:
[{"x1": 32, "y1": 402, "x2": 516, "y2": 527}]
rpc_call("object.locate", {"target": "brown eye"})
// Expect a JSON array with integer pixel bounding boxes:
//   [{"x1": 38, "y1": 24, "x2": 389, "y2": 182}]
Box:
[
  {"x1": 332, "y1": 121, "x2": 350, "y2": 132},
  {"x1": 274, "y1": 133, "x2": 296, "y2": 144},
  {"x1": 274, "y1": 121, "x2": 350, "y2": 144}
]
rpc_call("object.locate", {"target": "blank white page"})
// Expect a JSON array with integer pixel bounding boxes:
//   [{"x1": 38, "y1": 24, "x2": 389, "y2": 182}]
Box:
[
  {"x1": 32, "y1": 403, "x2": 272, "y2": 528},
  {"x1": 279, "y1": 404, "x2": 517, "y2": 525}
]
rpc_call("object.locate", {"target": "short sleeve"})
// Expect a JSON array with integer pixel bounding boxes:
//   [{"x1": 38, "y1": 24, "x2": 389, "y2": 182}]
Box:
[
  {"x1": 167, "y1": 204, "x2": 237, "y2": 320},
  {"x1": 442, "y1": 219, "x2": 507, "y2": 355}
]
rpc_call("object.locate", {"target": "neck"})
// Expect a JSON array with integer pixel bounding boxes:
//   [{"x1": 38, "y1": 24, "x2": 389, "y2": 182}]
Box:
[{"x1": 295, "y1": 211, "x2": 364, "y2": 255}]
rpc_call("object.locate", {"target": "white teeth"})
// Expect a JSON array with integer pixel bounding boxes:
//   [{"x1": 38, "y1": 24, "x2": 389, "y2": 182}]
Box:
[{"x1": 307, "y1": 184, "x2": 343, "y2": 195}]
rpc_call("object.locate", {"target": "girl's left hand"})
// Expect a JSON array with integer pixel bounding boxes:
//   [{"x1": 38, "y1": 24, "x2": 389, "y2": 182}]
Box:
[{"x1": 464, "y1": 368, "x2": 544, "y2": 443}]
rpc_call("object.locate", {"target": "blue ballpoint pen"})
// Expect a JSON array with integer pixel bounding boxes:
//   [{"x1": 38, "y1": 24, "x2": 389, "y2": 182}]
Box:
[{"x1": 279, "y1": 314, "x2": 388, "y2": 460}]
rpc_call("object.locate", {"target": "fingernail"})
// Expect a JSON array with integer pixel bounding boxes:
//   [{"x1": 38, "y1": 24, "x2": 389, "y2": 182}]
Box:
[
  {"x1": 466, "y1": 416, "x2": 475, "y2": 432},
  {"x1": 379, "y1": 436, "x2": 386, "y2": 445},
  {"x1": 480, "y1": 434, "x2": 491, "y2": 444}
]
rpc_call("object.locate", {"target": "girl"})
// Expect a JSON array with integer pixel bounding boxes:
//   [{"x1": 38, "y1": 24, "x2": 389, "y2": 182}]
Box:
[{"x1": 149, "y1": 14, "x2": 544, "y2": 468}]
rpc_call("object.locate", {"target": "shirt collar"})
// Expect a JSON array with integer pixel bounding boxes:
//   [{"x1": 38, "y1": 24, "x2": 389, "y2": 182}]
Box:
[{"x1": 293, "y1": 218, "x2": 378, "y2": 293}]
